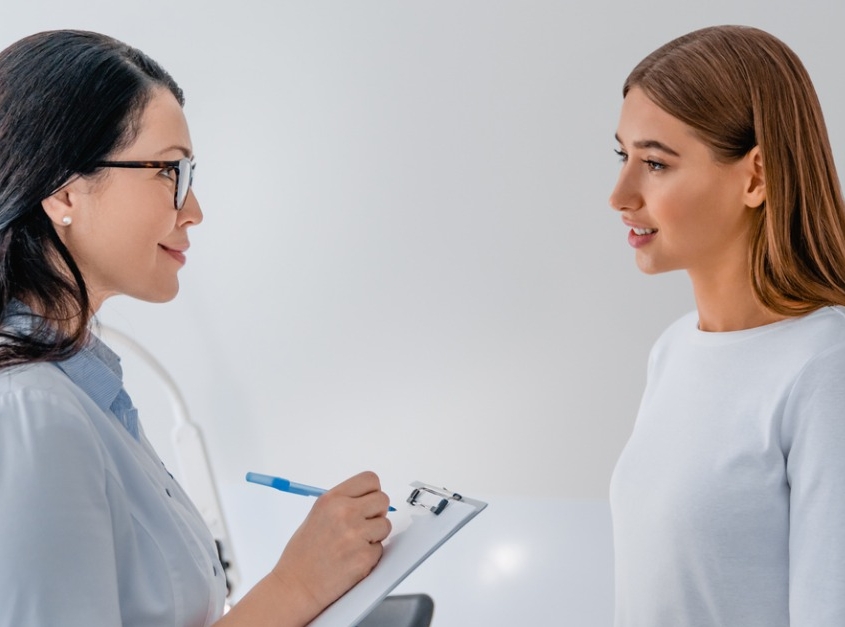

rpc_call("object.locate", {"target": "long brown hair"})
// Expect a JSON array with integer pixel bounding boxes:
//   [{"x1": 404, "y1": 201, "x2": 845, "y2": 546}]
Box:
[{"x1": 624, "y1": 25, "x2": 845, "y2": 315}]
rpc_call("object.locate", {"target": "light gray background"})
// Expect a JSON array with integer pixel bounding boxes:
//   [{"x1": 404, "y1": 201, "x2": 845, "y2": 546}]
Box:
[
  {"x1": 5, "y1": 0, "x2": 843, "y2": 496},
  {"x1": 3, "y1": 1, "x2": 844, "y2": 613}
]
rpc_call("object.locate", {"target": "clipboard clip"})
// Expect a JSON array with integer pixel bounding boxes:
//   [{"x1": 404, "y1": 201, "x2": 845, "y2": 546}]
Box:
[{"x1": 406, "y1": 483, "x2": 463, "y2": 516}]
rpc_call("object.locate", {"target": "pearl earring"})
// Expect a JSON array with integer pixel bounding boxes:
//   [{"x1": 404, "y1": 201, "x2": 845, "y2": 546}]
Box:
[{"x1": 61, "y1": 216, "x2": 72, "y2": 226}]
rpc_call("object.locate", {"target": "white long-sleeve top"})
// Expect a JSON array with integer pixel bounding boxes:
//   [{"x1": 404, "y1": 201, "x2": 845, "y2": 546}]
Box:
[{"x1": 611, "y1": 306, "x2": 845, "y2": 626}]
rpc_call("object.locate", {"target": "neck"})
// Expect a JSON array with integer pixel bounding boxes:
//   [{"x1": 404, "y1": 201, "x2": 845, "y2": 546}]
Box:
[{"x1": 689, "y1": 265, "x2": 786, "y2": 332}]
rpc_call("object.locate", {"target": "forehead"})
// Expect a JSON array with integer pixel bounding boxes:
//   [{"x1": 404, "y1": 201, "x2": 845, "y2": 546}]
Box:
[
  {"x1": 616, "y1": 88, "x2": 700, "y2": 147},
  {"x1": 119, "y1": 87, "x2": 193, "y2": 158}
]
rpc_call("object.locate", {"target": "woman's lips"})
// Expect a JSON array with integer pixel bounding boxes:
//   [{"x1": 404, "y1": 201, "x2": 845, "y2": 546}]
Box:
[
  {"x1": 160, "y1": 244, "x2": 187, "y2": 265},
  {"x1": 627, "y1": 227, "x2": 657, "y2": 249}
]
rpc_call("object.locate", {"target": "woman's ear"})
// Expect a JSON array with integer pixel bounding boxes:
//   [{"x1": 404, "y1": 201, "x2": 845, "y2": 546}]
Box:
[
  {"x1": 41, "y1": 179, "x2": 79, "y2": 229},
  {"x1": 744, "y1": 146, "x2": 766, "y2": 209}
]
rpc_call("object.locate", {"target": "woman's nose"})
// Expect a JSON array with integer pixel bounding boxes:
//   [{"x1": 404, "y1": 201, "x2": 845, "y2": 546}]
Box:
[
  {"x1": 178, "y1": 189, "x2": 203, "y2": 226},
  {"x1": 608, "y1": 168, "x2": 640, "y2": 213}
]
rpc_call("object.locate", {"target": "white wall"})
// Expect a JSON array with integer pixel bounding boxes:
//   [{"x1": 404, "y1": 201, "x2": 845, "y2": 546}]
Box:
[{"x1": 3, "y1": 0, "x2": 845, "y2": 605}]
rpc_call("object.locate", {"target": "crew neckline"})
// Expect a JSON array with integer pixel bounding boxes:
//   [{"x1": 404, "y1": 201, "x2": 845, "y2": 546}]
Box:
[{"x1": 689, "y1": 306, "x2": 835, "y2": 346}]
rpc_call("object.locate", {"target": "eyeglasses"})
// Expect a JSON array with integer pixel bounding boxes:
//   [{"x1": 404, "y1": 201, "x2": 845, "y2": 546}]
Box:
[{"x1": 94, "y1": 157, "x2": 195, "y2": 210}]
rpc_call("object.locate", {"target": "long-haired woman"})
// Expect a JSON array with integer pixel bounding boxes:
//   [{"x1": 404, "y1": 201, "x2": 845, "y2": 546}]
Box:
[{"x1": 610, "y1": 25, "x2": 845, "y2": 626}]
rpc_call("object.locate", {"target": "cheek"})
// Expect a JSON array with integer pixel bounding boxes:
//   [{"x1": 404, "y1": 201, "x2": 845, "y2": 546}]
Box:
[
  {"x1": 89, "y1": 214, "x2": 173, "y2": 270},
  {"x1": 116, "y1": 205, "x2": 176, "y2": 241},
  {"x1": 653, "y1": 179, "x2": 715, "y2": 229}
]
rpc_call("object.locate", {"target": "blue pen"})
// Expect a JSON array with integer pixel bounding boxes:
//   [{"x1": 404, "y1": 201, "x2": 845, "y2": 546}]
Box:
[{"x1": 246, "y1": 472, "x2": 396, "y2": 511}]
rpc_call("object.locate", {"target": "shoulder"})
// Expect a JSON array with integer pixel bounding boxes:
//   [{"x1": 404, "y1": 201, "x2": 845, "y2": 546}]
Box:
[
  {"x1": 0, "y1": 360, "x2": 71, "y2": 387},
  {"x1": 796, "y1": 304, "x2": 845, "y2": 336},
  {"x1": 0, "y1": 361, "x2": 104, "y2": 456},
  {"x1": 646, "y1": 310, "x2": 698, "y2": 364},
  {"x1": 779, "y1": 306, "x2": 845, "y2": 367},
  {"x1": 790, "y1": 335, "x2": 845, "y2": 389},
  {"x1": 780, "y1": 312, "x2": 845, "y2": 443},
  {"x1": 0, "y1": 361, "x2": 90, "y2": 409},
  {"x1": 648, "y1": 310, "x2": 699, "y2": 349}
]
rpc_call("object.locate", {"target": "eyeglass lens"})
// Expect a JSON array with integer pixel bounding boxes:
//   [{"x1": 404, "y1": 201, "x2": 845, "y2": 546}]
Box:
[{"x1": 176, "y1": 157, "x2": 195, "y2": 210}]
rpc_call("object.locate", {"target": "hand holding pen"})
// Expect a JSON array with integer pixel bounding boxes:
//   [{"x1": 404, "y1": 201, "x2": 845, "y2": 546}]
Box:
[{"x1": 249, "y1": 470, "x2": 393, "y2": 619}]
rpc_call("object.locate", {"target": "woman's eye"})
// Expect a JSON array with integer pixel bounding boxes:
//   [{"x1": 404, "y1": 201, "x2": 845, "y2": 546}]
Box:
[
  {"x1": 614, "y1": 148, "x2": 628, "y2": 163},
  {"x1": 643, "y1": 159, "x2": 666, "y2": 172},
  {"x1": 158, "y1": 166, "x2": 177, "y2": 180}
]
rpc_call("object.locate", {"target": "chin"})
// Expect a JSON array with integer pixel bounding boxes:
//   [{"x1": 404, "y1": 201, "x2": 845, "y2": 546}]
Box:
[
  {"x1": 634, "y1": 253, "x2": 676, "y2": 276},
  {"x1": 134, "y1": 281, "x2": 180, "y2": 304},
  {"x1": 635, "y1": 259, "x2": 661, "y2": 275}
]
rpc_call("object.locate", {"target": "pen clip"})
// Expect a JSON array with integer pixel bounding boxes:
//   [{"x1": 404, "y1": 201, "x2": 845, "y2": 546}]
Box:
[{"x1": 406, "y1": 483, "x2": 463, "y2": 516}]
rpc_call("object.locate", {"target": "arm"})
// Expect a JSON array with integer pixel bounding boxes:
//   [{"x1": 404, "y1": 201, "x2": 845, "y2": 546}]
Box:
[
  {"x1": 0, "y1": 388, "x2": 123, "y2": 626},
  {"x1": 782, "y1": 343, "x2": 845, "y2": 624},
  {"x1": 215, "y1": 471, "x2": 392, "y2": 627}
]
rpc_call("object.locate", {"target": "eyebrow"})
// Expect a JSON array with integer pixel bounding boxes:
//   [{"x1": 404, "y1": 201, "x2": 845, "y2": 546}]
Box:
[
  {"x1": 615, "y1": 134, "x2": 680, "y2": 157},
  {"x1": 155, "y1": 144, "x2": 192, "y2": 158}
]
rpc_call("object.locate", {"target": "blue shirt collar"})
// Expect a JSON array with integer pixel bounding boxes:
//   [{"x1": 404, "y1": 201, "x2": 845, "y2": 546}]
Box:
[
  {"x1": 3, "y1": 301, "x2": 140, "y2": 439},
  {"x1": 55, "y1": 334, "x2": 123, "y2": 412},
  {"x1": 54, "y1": 333, "x2": 141, "y2": 440}
]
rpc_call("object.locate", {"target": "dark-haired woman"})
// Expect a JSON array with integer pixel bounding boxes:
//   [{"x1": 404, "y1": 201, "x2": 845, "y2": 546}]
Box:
[
  {"x1": 0, "y1": 30, "x2": 390, "y2": 627},
  {"x1": 609, "y1": 26, "x2": 845, "y2": 626}
]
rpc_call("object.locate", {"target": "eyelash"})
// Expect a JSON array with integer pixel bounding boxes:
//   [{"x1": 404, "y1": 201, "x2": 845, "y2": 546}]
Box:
[{"x1": 614, "y1": 149, "x2": 667, "y2": 172}]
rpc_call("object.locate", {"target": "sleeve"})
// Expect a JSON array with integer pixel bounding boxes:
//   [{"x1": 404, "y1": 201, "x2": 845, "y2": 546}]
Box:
[
  {"x1": 782, "y1": 343, "x2": 845, "y2": 625},
  {"x1": 0, "y1": 386, "x2": 123, "y2": 626}
]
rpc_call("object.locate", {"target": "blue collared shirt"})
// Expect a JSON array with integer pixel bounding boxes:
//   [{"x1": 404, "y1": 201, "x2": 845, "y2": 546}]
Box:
[{"x1": 0, "y1": 329, "x2": 226, "y2": 626}]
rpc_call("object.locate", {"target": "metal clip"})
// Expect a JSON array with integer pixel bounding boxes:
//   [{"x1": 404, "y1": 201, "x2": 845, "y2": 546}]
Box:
[{"x1": 406, "y1": 484, "x2": 463, "y2": 515}]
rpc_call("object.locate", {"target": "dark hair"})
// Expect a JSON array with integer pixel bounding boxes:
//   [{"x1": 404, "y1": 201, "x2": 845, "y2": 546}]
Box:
[
  {"x1": 624, "y1": 25, "x2": 845, "y2": 315},
  {"x1": 0, "y1": 29, "x2": 183, "y2": 367}
]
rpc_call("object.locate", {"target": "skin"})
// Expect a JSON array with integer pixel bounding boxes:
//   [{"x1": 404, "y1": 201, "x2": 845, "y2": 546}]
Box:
[
  {"x1": 609, "y1": 87, "x2": 783, "y2": 332},
  {"x1": 43, "y1": 87, "x2": 202, "y2": 311},
  {"x1": 42, "y1": 87, "x2": 392, "y2": 627},
  {"x1": 223, "y1": 471, "x2": 392, "y2": 627}
]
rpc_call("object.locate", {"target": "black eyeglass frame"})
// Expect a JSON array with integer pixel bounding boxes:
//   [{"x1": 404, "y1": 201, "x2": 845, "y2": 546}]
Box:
[{"x1": 94, "y1": 157, "x2": 195, "y2": 210}]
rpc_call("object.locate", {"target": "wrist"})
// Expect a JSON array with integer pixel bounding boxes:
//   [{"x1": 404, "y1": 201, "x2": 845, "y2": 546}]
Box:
[{"x1": 269, "y1": 562, "x2": 324, "y2": 624}]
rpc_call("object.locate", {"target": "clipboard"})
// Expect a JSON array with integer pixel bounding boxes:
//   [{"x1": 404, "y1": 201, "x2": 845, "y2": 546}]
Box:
[{"x1": 308, "y1": 482, "x2": 488, "y2": 627}]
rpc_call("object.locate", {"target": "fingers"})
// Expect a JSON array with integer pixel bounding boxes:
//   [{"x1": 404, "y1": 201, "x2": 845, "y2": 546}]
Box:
[
  {"x1": 325, "y1": 470, "x2": 393, "y2": 518},
  {"x1": 330, "y1": 470, "x2": 382, "y2": 499},
  {"x1": 362, "y1": 510, "x2": 392, "y2": 544},
  {"x1": 312, "y1": 471, "x2": 392, "y2": 552},
  {"x1": 271, "y1": 471, "x2": 393, "y2": 612}
]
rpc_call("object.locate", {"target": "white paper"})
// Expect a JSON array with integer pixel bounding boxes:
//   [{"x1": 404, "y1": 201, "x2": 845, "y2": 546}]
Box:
[{"x1": 308, "y1": 483, "x2": 486, "y2": 627}]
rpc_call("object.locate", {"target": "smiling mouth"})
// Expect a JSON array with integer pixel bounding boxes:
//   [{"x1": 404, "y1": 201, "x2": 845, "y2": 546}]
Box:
[{"x1": 632, "y1": 227, "x2": 657, "y2": 235}]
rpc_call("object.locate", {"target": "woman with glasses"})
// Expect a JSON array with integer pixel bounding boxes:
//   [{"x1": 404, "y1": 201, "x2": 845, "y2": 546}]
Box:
[
  {"x1": 0, "y1": 30, "x2": 391, "y2": 627},
  {"x1": 609, "y1": 25, "x2": 845, "y2": 625}
]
